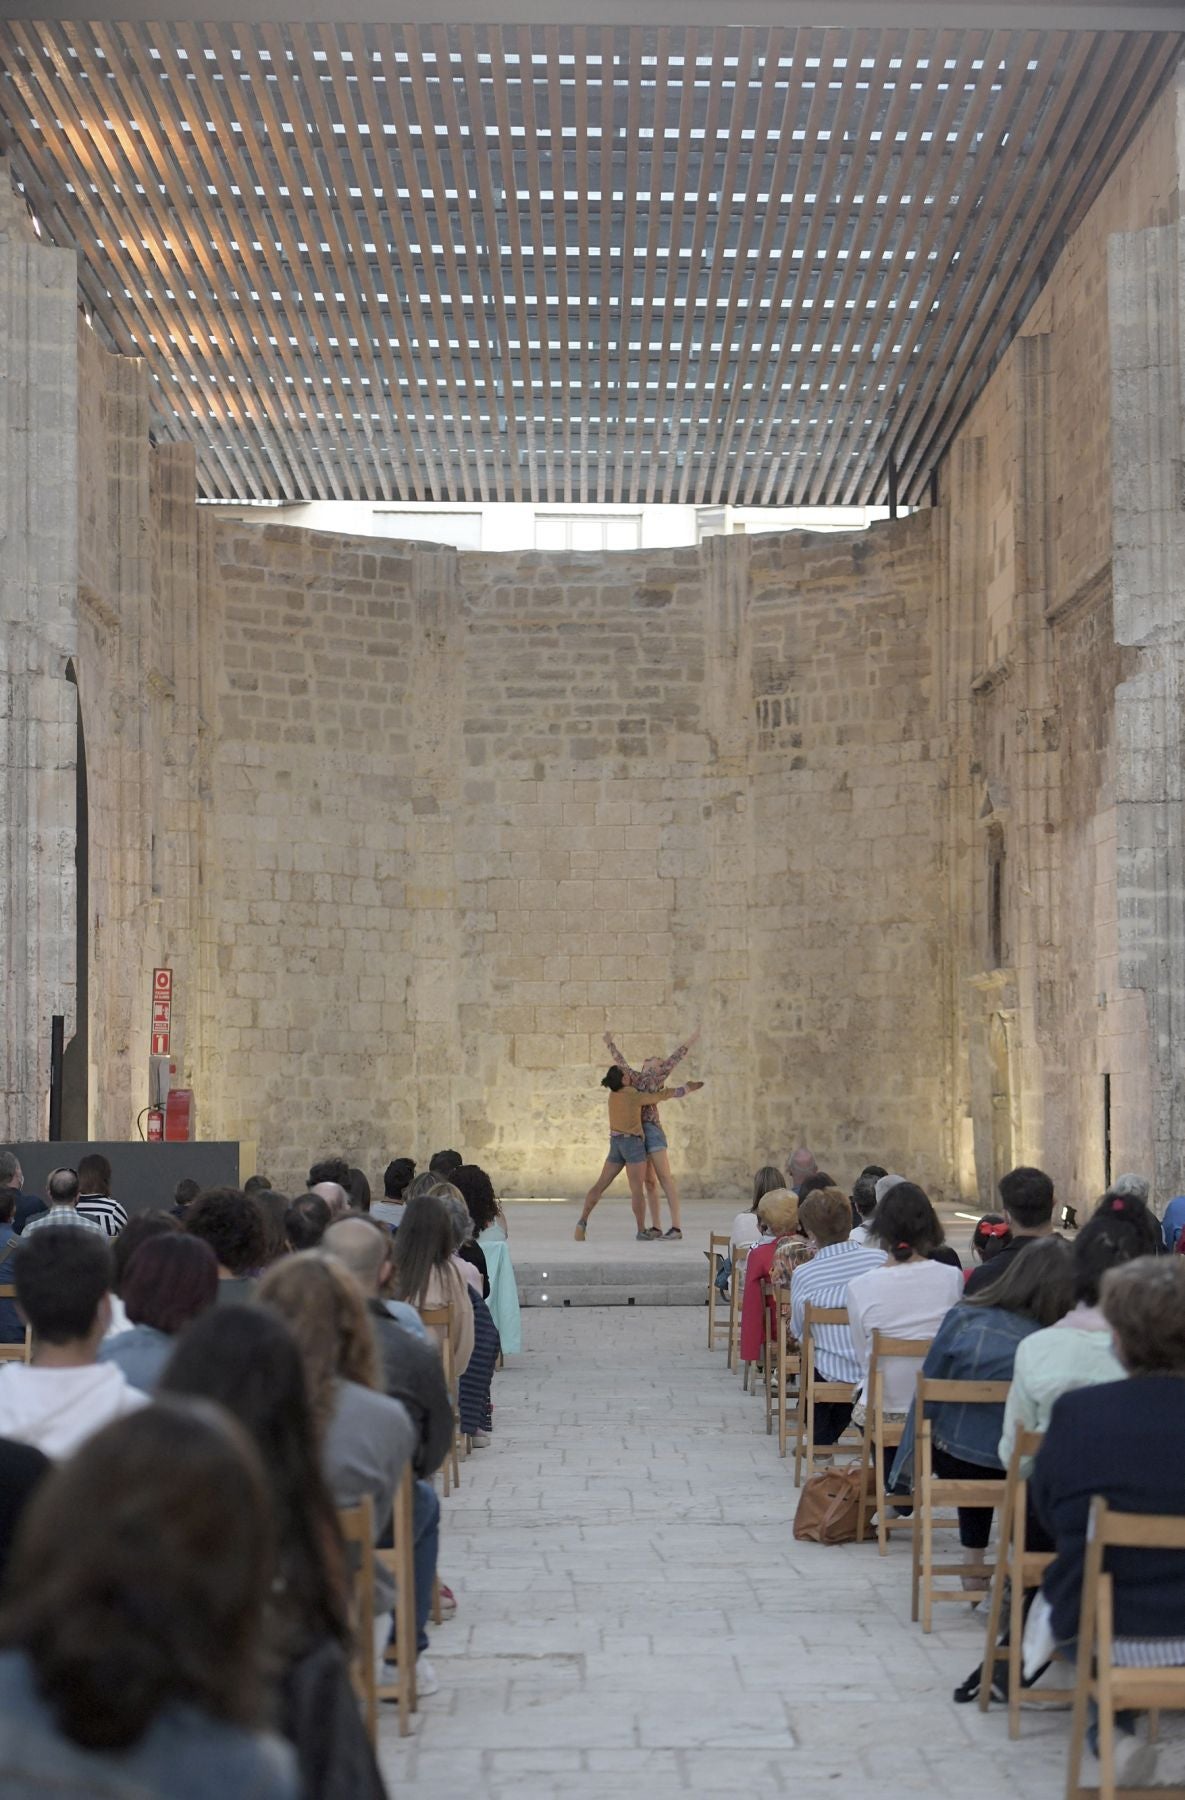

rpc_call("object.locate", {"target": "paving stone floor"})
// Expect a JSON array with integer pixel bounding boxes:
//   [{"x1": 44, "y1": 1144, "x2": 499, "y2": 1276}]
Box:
[{"x1": 377, "y1": 1306, "x2": 1184, "y2": 1798}]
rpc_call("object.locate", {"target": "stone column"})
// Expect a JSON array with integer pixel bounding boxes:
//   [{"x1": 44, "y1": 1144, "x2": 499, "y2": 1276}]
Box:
[{"x1": 0, "y1": 173, "x2": 79, "y2": 1140}]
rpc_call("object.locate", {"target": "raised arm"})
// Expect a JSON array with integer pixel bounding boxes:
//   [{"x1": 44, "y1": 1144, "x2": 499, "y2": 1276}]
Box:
[
  {"x1": 650, "y1": 1081, "x2": 704, "y2": 1104},
  {"x1": 649, "y1": 1027, "x2": 700, "y2": 1083},
  {"x1": 602, "y1": 1031, "x2": 635, "y2": 1078}
]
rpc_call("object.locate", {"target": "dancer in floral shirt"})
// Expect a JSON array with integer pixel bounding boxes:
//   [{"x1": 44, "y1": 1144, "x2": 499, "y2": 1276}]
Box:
[{"x1": 602, "y1": 1028, "x2": 700, "y2": 1239}]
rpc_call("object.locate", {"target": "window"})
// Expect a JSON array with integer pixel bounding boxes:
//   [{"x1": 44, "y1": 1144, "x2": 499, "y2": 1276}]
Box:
[
  {"x1": 534, "y1": 513, "x2": 642, "y2": 551},
  {"x1": 373, "y1": 510, "x2": 483, "y2": 551}
]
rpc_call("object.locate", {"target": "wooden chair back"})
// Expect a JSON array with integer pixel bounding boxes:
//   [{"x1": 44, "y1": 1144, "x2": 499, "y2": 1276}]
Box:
[
  {"x1": 706, "y1": 1232, "x2": 730, "y2": 1350},
  {"x1": 978, "y1": 1429, "x2": 1058, "y2": 1735},
  {"x1": 0, "y1": 1284, "x2": 30, "y2": 1364},
  {"x1": 337, "y1": 1495, "x2": 377, "y2": 1745},
  {"x1": 417, "y1": 1302, "x2": 460, "y2": 1493},
  {"x1": 1066, "y1": 1498, "x2": 1185, "y2": 1800},
  {"x1": 375, "y1": 1464, "x2": 418, "y2": 1734},
  {"x1": 856, "y1": 1331, "x2": 933, "y2": 1553},
  {"x1": 795, "y1": 1303, "x2": 861, "y2": 1487},
  {"x1": 767, "y1": 1281, "x2": 802, "y2": 1462},
  {"x1": 727, "y1": 1243, "x2": 749, "y2": 1373},
  {"x1": 912, "y1": 1373, "x2": 1011, "y2": 1632}
]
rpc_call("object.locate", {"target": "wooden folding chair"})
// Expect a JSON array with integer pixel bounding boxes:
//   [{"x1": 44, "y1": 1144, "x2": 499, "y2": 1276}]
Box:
[
  {"x1": 759, "y1": 1277, "x2": 776, "y2": 1432},
  {"x1": 727, "y1": 1244, "x2": 749, "y2": 1373},
  {"x1": 978, "y1": 1428, "x2": 1058, "y2": 1736},
  {"x1": 856, "y1": 1331, "x2": 933, "y2": 1553},
  {"x1": 418, "y1": 1302, "x2": 461, "y2": 1494},
  {"x1": 337, "y1": 1496, "x2": 377, "y2": 1746},
  {"x1": 773, "y1": 1297, "x2": 802, "y2": 1461},
  {"x1": 706, "y1": 1232, "x2": 730, "y2": 1350},
  {"x1": 911, "y1": 1374, "x2": 1010, "y2": 1632},
  {"x1": 1066, "y1": 1498, "x2": 1185, "y2": 1800},
  {"x1": 0, "y1": 1285, "x2": 30, "y2": 1364},
  {"x1": 795, "y1": 1303, "x2": 861, "y2": 1488},
  {"x1": 376, "y1": 1465, "x2": 418, "y2": 1735}
]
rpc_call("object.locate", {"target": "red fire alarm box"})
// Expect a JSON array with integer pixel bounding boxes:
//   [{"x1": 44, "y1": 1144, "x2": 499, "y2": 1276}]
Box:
[{"x1": 164, "y1": 1088, "x2": 195, "y2": 1142}]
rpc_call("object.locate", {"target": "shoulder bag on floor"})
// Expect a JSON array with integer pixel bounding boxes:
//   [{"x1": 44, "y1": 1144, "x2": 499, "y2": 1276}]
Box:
[{"x1": 792, "y1": 1464, "x2": 876, "y2": 1545}]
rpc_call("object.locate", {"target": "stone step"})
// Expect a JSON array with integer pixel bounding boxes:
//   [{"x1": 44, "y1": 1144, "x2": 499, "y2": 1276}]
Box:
[{"x1": 514, "y1": 1255, "x2": 706, "y2": 1308}]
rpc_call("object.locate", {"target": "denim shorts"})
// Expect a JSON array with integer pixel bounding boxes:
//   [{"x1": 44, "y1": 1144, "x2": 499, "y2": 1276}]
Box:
[
  {"x1": 643, "y1": 1121, "x2": 668, "y2": 1154},
  {"x1": 608, "y1": 1131, "x2": 647, "y2": 1167}
]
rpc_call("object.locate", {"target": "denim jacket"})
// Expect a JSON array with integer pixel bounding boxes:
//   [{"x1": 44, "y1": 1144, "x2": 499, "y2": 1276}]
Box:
[{"x1": 889, "y1": 1302, "x2": 1040, "y2": 1491}]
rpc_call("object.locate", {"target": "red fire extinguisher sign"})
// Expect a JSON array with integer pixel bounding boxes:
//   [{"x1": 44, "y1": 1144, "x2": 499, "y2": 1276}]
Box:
[{"x1": 151, "y1": 968, "x2": 172, "y2": 1057}]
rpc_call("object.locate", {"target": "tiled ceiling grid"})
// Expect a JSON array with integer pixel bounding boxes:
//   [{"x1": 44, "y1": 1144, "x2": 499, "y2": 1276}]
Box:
[{"x1": 0, "y1": 23, "x2": 1179, "y2": 505}]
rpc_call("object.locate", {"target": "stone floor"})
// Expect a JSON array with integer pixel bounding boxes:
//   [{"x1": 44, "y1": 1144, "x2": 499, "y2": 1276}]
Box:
[{"x1": 377, "y1": 1306, "x2": 1183, "y2": 1798}]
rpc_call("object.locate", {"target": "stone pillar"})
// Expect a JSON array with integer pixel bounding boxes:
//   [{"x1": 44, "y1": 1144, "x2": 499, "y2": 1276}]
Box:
[{"x1": 0, "y1": 172, "x2": 79, "y2": 1140}]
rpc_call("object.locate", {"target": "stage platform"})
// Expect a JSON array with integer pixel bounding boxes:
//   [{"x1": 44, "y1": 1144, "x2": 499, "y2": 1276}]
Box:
[{"x1": 503, "y1": 1195, "x2": 978, "y2": 1309}]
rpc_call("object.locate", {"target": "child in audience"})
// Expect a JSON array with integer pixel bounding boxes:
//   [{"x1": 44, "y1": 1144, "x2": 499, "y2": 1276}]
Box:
[
  {"x1": 0, "y1": 1403, "x2": 298, "y2": 1797},
  {"x1": 161, "y1": 1306, "x2": 388, "y2": 1794}
]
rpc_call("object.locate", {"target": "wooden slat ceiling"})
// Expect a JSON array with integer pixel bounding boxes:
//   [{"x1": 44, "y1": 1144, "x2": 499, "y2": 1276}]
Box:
[{"x1": 0, "y1": 23, "x2": 1180, "y2": 506}]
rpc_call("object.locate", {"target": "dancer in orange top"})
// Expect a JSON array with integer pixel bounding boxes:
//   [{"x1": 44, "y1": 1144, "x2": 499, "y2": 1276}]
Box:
[{"x1": 575, "y1": 1066, "x2": 703, "y2": 1242}]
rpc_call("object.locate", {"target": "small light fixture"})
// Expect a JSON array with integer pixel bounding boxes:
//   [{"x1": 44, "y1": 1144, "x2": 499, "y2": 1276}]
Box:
[{"x1": 1060, "y1": 1204, "x2": 1079, "y2": 1231}]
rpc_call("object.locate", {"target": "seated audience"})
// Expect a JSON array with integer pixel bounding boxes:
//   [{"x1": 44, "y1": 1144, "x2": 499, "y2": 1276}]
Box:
[
  {"x1": 0, "y1": 1441, "x2": 49, "y2": 1587},
  {"x1": 428, "y1": 1149, "x2": 463, "y2": 1181},
  {"x1": 97, "y1": 1234, "x2": 219, "y2": 1393},
  {"x1": 1161, "y1": 1191, "x2": 1185, "y2": 1252},
  {"x1": 849, "y1": 1171, "x2": 884, "y2": 1245},
  {"x1": 1032, "y1": 1256, "x2": 1185, "y2": 1782},
  {"x1": 257, "y1": 1255, "x2": 416, "y2": 1671},
  {"x1": 719, "y1": 1165, "x2": 785, "y2": 1296},
  {"x1": 172, "y1": 1176, "x2": 201, "y2": 1220},
  {"x1": 0, "y1": 1187, "x2": 23, "y2": 1344},
  {"x1": 454, "y1": 1163, "x2": 521, "y2": 1351},
  {"x1": 964, "y1": 1165, "x2": 1056, "y2": 1295},
  {"x1": 107, "y1": 1210, "x2": 180, "y2": 1337},
  {"x1": 0, "y1": 1403, "x2": 298, "y2": 1797},
  {"x1": 308, "y1": 1157, "x2": 352, "y2": 1191},
  {"x1": 787, "y1": 1146, "x2": 819, "y2": 1194},
  {"x1": 0, "y1": 1155, "x2": 44, "y2": 1236},
  {"x1": 440, "y1": 1189, "x2": 489, "y2": 1297},
  {"x1": 437, "y1": 1188, "x2": 500, "y2": 1445},
  {"x1": 891, "y1": 1236, "x2": 1073, "y2": 1585},
  {"x1": 373, "y1": 1159, "x2": 416, "y2": 1230},
  {"x1": 324, "y1": 1218, "x2": 453, "y2": 1682},
  {"x1": 740, "y1": 1189, "x2": 803, "y2": 1365},
  {"x1": 0, "y1": 1231, "x2": 145, "y2": 1457},
  {"x1": 389, "y1": 1194, "x2": 475, "y2": 1376},
  {"x1": 1000, "y1": 1192, "x2": 1161, "y2": 1469},
  {"x1": 249, "y1": 1189, "x2": 291, "y2": 1267},
  {"x1": 186, "y1": 1188, "x2": 267, "y2": 1300},
  {"x1": 21, "y1": 1168, "x2": 103, "y2": 1240},
  {"x1": 346, "y1": 1168, "x2": 371, "y2": 1213},
  {"x1": 74, "y1": 1154, "x2": 128, "y2": 1238},
  {"x1": 790, "y1": 1187, "x2": 887, "y2": 1443},
  {"x1": 453, "y1": 1164, "x2": 500, "y2": 1256},
  {"x1": 243, "y1": 1173, "x2": 272, "y2": 1195},
  {"x1": 286, "y1": 1191, "x2": 332, "y2": 1251},
  {"x1": 161, "y1": 1308, "x2": 387, "y2": 1796},
  {"x1": 847, "y1": 1182, "x2": 963, "y2": 1414},
  {"x1": 968, "y1": 1213, "x2": 1012, "y2": 1285}
]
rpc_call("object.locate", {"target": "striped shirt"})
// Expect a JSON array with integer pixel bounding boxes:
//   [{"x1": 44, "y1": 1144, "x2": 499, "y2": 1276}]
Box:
[
  {"x1": 75, "y1": 1196, "x2": 129, "y2": 1238},
  {"x1": 21, "y1": 1206, "x2": 105, "y2": 1240},
  {"x1": 790, "y1": 1239, "x2": 888, "y2": 1385}
]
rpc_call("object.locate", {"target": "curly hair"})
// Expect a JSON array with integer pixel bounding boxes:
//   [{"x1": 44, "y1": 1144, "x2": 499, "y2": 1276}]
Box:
[
  {"x1": 453, "y1": 1164, "x2": 498, "y2": 1235},
  {"x1": 256, "y1": 1252, "x2": 379, "y2": 1439},
  {"x1": 185, "y1": 1188, "x2": 266, "y2": 1276}
]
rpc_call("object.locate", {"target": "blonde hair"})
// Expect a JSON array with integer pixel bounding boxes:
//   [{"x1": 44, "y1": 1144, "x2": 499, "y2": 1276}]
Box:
[{"x1": 256, "y1": 1252, "x2": 379, "y2": 1438}]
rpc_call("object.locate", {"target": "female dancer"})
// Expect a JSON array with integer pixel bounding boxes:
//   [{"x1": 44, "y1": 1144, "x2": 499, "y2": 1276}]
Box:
[
  {"x1": 575, "y1": 1064, "x2": 703, "y2": 1241},
  {"x1": 603, "y1": 1028, "x2": 699, "y2": 1238}
]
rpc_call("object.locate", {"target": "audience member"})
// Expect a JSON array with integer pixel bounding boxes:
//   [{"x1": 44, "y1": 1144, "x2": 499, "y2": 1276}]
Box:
[
  {"x1": 74, "y1": 1154, "x2": 128, "y2": 1238},
  {"x1": 1160, "y1": 1191, "x2": 1185, "y2": 1252},
  {"x1": 346, "y1": 1168, "x2": 371, "y2": 1213},
  {"x1": 440, "y1": 1187, "x2": 489, "y2": 1297},
  {"x1": 21, "y1": 1169, "x2": 103, "y2": 1240},
  {"x1": 453, "y1": 1164, "x2": 500, "y2": 1247},
  {"x1": 848, "y1": 1182, "x2": 963, "y2": 1415},
  {"x1": 243, "y1": 1173, "x2": 272, "y2": 1195},
  {"x1": 108, "y1": 1210, "x2": 180, "y2": 1336},
  {"x1": 964, "y1": 1166, "x2": 1055, "y2": 1295},
  {"x1": 406, "y1": 1170, "x2": 447, "y2": 1203},
  {"x1": 98, "y1": 1234, "x2": 219, "y2": 1393},
  {"x1": 186, "y1": 1188, "x2": 267, "y2": 1299},
  {"x1": 312, "y1": 1182, "x2": 351, "y2": 1220},
  {"x1": 388, "y1": 1194, "x2": 475, "y2": 1376},
  {"x1": 718, "y1": 1164, "x2": 784, "y2": 1296},
  {"x1": 1107, "y1": 1172, "x2": 1150, "y2": 1205},
  {"x1": 968, "y1": 1213, "x2": 1012, "y2": 1284},
  {"x1": 0, "y1": 1403, "x2": 298, "y2": 1797},
  {"x1": 0, "y1": 1188, "x2": 22, "y2": 1344},
  {"x1": 286, "y1": 1191, "x2": 332, "y2": 1251},
  {"x1": 172, "y1": 1176, "x2": 201, "y2": 1219},
  {"x1": 373, "y1": 1159, "x2": 415, "y2": 1230},
  {"x1": 256, "y1": 1255, "x2": 417, "y2": 1675},
  {"x1": 790, "y1": 1187, "x2": 887, "y2": 1443},
  {"x1": 324, "y1": 1218, "x2": 453, "y2": 1681},
  {"x1": 796, "y1": 1170, "x2": 837, "y2": 1202},
  {"x1": 1032, "y1": 1256, "x2": 1185, "y2": 1782},
  {"x1": 437, "y1": 1188, "x2": 500, "y2": 1445},
  {"x1": 0, "y1": 1231, "x2": 144, "y2": 1457},
  {"x1": 740, "y1": 1189, "x2": 802, "y2": 1364},
  {"x1": 428, "y1": 1149, "x2": 463, "y2": 1180},
  {"x1": 308, "y1": 1157, "x2": 352, "y2": 1191},
  {"x1": 891, "y1": 1236, "x2": 1073, "y2": 1587},
  {"x1": 1000, "y1": 1194, "x2": 1161, "y2": 1469},
  {"x1": 849, "y1": 1175, "x2": 881, "y2": 1246},
  {"x1": 787, "y1": 1147, "x2": 818, "y2": 1194},
  {"x1": 250, "y1": 1189, "x2": 291, "y2": 1266},
  {"x1": 161, "y1": 1308, "x2": 387, "y2": 1796},
  {"x1": 0, "y1": 1154, "x2": 47, "y2": 1235}
]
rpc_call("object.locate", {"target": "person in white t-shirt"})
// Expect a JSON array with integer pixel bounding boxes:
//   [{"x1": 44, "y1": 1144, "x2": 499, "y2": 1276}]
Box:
[
  {"x1": 847, "y1": 1182, "x2": 963, "y2": 1419},
  {"x1": 0, "y1": 1228, "x2": 145, "y2": 1460}
]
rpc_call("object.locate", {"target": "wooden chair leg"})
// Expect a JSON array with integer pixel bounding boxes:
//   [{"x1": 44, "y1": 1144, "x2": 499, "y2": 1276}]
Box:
[
  {"x1": 707, "y1": 1264, "x2": 717, "y2": 1349},
  {"x1": 910, "y1": 1487, "x2": 923, "y2": 1624},
  {"x1": 1007, "y1": 1540, "x2": 1026, "y2": 1738},
  {"x1": 921, "y1": 1476, "x2": 935, "y2": 1635},
  {"x1": 793, "y1": 1381, "x2": 806, "y2": 1488},
  {"x1": 777, "y1": 1337, "x2": 788, "y2": 1459},
  {"x1": 1065, "y1": 1652, "x2": 1091, "y2": 1800},
  {"x1": 979, "y1": 1519, "x2": 1009, "y2": 1717},
  {"x1": 857, "y1": 1428, "x2": 874, "y2": 1546},
  {"x1": 431, "y1": 1573, "x2": 443, "y2": 1627}
]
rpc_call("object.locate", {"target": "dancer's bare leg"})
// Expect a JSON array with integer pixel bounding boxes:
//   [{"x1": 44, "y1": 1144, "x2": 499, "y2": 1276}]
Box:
[
  {"x1": 577, "y1": 1158, "x2": 622, "y2": 1237},
  {"x1": 643, "y1": 1157, "x2": 662, "y2": 1231},
  {"x1": 648, "y1": 1148, "x2": 683, "y2": 1232},
  {"x1": 625, "y1": 1161, "x2": 648, "y2": 1234}
]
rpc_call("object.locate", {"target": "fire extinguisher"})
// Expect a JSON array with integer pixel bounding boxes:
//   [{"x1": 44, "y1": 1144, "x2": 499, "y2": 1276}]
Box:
[{"x1": 146, "y1": 1107, "x2": 164, "y2": 1142}]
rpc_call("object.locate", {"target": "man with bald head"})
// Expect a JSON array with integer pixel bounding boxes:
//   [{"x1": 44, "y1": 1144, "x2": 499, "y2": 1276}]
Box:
[
  {"x1": 323, "y1": 1215, "x2": 453, "y2": 1689},
  {"x1": 311, "y1": 1181, "x2": 351, "y2": 1220}
]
